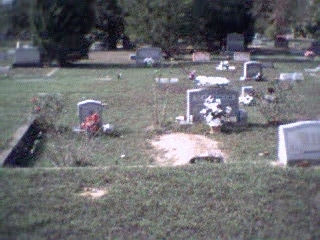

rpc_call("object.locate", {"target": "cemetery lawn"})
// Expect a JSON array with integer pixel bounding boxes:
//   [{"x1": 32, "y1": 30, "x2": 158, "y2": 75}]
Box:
[{"x1": 1, "y1": 53, "x2": 319, "y2": 238}]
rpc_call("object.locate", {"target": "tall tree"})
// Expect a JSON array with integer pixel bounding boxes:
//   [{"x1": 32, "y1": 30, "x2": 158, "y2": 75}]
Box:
[
  {"x1": 193, "y1": 0, "x2": 254, "y2": 50},
  {"x1": 95, "y1": 0, "x2": 125, "y2": 50},
  {"x1": 251, "y1": 0, "x2": 319, "y2": 38},
  {"x1": 30, "y1": 0, "x2": 96, "y2": 66},
  {"x1": 119, "y1": 0, "x2": 194, "y2": 55}
]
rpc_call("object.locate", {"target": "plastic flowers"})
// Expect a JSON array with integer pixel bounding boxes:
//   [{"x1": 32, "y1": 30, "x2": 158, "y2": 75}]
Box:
[
  {"x1": 80, "y1": 112, "x2": 101, "y2": 134},
  {"x1": 199, "y1": 96, "x2": 232, "y2": 128}
]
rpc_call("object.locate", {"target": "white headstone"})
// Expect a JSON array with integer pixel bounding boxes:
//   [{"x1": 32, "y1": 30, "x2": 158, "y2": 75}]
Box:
[
  {"x1": 77, "y1": 100, "x2": 104, "y2": 127},
  {"x1": 135, "y1": 47, "x2": 162, "y2": 66},
  {"x1": 192, "y1": 51, "x2": 210, "y2": 62},
  {"x1": 278, "y1": 121, "x2": 320, "y2": 165},
  {"x1": 14, "y1": 47, "x2": 41, "y2": 67},
  {"x1": 240, "y1": 61, "x2": 263, "y2": 81},
  {"x1": 233, "y1": 52, "x2": 251, "y2": 61}
]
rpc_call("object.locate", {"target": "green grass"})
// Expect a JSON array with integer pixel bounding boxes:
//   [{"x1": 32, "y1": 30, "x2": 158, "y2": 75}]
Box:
[
  {"x1": 0, "y1": 55, "x2": 320, "y2": 238},
  {"x1": 1, "y1": 165, "x2": 319, "y2": 239}
]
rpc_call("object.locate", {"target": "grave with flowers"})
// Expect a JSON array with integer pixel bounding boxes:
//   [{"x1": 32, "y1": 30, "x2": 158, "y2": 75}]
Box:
[
  {"x1": 182, "y1": 86, "x2": 248, "y2": 132},
  {"x1": 74, "y1": 99, "x2": 113, "y2": 136}
]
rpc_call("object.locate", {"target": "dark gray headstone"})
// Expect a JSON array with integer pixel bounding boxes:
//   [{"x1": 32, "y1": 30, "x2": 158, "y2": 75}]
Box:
[
  {"x1": 240, "y1": 61, "x2": 263, "y2": 81},
  {"x1": 226, "y1": 33, "x2": 245, "y2": 52},
  {"x1": 278, "y1": 121, "x2": 320, "y2": 165},
  {"x1": 135, "y1": 47, "x2": 162, "y2": 66},
  {"x1": 77, "y1": 100, "x2": 103, "y2": 127},
  {"x1": 13, "y1": 47, "x2": 42, "y2": 67},
  {"x1": 186, "y1": 87, "x2": 239, "y2": 122}
]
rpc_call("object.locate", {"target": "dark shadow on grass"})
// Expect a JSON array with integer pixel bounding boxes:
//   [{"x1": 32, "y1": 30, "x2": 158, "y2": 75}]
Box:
[{"x1": 221, "y1": 119, "x2": 305, "y2": 134}]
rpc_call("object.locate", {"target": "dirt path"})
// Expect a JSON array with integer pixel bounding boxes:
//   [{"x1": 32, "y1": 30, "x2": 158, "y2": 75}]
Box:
[{"x1": 150, "y1": 133, "x2": 226, "y2": 166}]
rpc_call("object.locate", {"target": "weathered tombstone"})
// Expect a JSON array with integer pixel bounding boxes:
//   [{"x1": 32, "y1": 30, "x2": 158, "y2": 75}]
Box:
[
  {"x1": 135, "y1": 47, "x2": 162, "y2": 66},
  {"x1": 13, "y1": 46, "x2": 42, "y2": 67},
  {"x1": 192, "y1": 51, "x2": 210, "y2": 62},
  {"x1": 279, "y1": 72, "x2": 304, "y2": 81},
  {"x1": 240, "y1": 61, "x2": 263, "y2": 81},
  {"x1": 278, "y1": 121, "x2": 320, "y2": 166},
  {"x1": 186, "y1": 87, "x2": 239, "y2": 123},
  {"x1": 233, "y1": 52, "x2": 250, "y2": 61},
  {"x1": 77, "y1": 100, "x2": 103, "y2": 127},
  {"x1": 226, "y1": 33, "x2": 245, "y2": 52}
]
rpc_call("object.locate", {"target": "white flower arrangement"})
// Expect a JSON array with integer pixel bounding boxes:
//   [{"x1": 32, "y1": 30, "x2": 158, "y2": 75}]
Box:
[
  {"x1": 199, "y1": 96, "x2": 232, "y2": 127},
  {"x1": 239, "y1": 95, "x2": 254, "y2": 105},
  {"x1": 144, "y1": 57, "x2": 155, "y2": 67}
]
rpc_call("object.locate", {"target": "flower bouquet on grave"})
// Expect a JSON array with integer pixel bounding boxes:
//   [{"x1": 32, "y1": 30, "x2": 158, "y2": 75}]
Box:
[
  {"x1": 80, "y1": 112, "x2": 101, "y2": 136},
  {"x1": 199, "y1": 96, "x2": 233, "y2": 133},
  {"x1": 144, "y1": 57, "x2": 155, "y2": 67}
]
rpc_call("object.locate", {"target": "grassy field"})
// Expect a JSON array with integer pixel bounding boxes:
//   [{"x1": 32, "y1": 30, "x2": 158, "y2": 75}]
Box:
[{"x1": 0, "y1": 52, "x2": 320, "y2": 238}]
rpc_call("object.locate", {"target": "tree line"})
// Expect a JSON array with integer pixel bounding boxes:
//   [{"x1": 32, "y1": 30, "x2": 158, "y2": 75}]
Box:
[{"x1": 1, "y1": 0, "x2": 318, "y2": 64}]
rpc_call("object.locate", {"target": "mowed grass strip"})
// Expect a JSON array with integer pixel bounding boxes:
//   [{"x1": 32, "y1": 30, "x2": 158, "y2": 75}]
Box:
[{"x1": 1, "y1": 165, "x2": 319, "y2": 239}]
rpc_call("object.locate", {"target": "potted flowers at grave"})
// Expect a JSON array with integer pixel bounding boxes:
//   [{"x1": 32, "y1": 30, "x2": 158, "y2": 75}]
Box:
[{"x1": 199, "y1": 96, "x2": 233, "y2": 133}]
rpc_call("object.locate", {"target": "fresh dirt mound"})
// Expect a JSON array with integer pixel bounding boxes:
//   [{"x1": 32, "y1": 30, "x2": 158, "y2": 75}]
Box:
[{"x1": 150, "y1": 133, "x2": 226, "y2": 166}]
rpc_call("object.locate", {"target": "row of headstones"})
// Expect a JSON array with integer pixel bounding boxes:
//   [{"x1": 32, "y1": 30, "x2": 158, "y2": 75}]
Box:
[{"x1": 76, "y1": 97, "x2": 319, "y2": 165}]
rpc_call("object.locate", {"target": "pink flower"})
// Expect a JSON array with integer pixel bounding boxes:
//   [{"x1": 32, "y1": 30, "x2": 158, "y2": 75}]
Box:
[{"x1": 34, "y1": 106, "x2": 41, "y2": 112}]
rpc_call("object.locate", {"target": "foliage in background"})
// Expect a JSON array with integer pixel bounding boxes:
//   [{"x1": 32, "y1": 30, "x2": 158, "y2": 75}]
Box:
[
  {"x1": 94, "y1": 0, "x2": 125, "y2": 50},
  {"x1": 193, "y1": 0, "x2": 255, "y2": 50},
  {"x1": 119, "y1": 0, "x2": 194, "y2": 55},
  {"x1": 30, "y1": 0, "x2": 95, "y2": 65},
  {"x1": 251, "y1": 0, "x2": 319, "y2": 38}
]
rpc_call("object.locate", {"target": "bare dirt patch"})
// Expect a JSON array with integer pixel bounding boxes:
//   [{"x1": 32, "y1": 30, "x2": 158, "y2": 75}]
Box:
[{"x1": 150, "y1": 133, "x2": 226, "y2": 166}]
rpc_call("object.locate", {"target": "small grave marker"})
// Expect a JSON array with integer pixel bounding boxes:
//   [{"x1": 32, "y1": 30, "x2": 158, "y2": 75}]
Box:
[
  {"x1": 278, "y1": 121, "x2": 320, "y2": 165},
  {"x1": 77, "y1": 100, "x2": 104, "y2": 128},
  {"x1": 192, "y1": 51, "x2": 210, "y2": 62},
  {"x1": 135, "y1": 47, "x2": 162, "y2": 66},
  {"x1": 240, "y1": 61, "x2": 263, "y2": 81},
  {"x1": 186, "y1": 87, "x2": 239, "y2": 123},
  {"x1": 233, "y1": 52, "x2": 250, "y2": 61}
]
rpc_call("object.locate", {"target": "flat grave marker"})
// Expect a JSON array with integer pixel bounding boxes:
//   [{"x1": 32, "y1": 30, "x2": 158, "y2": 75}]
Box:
[
  {"x1": 279, "y1": 72, "x2": 304, "y2": 81},
  {"x1": 278, "y1": 121, "x2": 320, "y2": 165}
]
